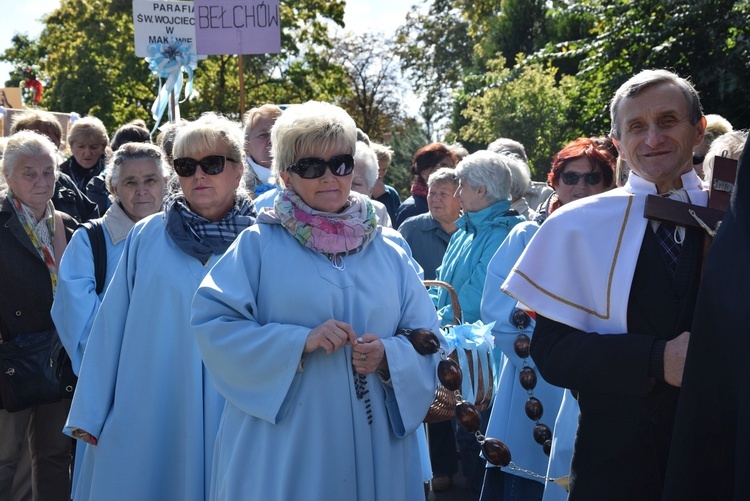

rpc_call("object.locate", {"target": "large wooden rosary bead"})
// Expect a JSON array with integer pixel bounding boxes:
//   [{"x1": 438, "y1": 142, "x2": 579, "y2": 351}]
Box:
[
  {"x1": 405, "y1": 328, "x2": 441, "y2": 355},
  {"x1": 533, "y1": 423, "x2": 552, "y2": 445},
  {"x1": 514, "y1": 334, "x2": 531, "y2": 359},
  {"x1": 525, "y1": 397, "x2": 543, "y2": 421},
  {"x1": 482, "y1": 438, "x2": 512, "y2": 467},
  {"x1": 519, "y1": 366, "x2": 537, "y2": 390},
  {"x1": 456, "y1": 401, "x2": 481, "y2": 433},
  {"x1": 437, "y1": 359, "x2": 463, "y2": 391}
]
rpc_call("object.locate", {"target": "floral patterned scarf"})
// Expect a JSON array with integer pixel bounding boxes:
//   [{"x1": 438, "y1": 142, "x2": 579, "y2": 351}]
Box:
[
  {"x1": 258, "y1": 189, "x2": 378, "y2": 266},
  {"x1": 8, "y1": 189, "x2": 59, "y2": 291}
]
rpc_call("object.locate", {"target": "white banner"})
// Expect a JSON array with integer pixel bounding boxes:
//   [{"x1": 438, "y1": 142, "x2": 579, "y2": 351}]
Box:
[{"x1": 132, "y1": 0, "x2": 200, "y2": 57}]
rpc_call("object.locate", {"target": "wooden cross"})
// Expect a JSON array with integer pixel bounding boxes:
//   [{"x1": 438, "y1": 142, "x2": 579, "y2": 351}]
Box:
[{"x1": 644, "y1": 155, "x2": 738, "y2": 238}]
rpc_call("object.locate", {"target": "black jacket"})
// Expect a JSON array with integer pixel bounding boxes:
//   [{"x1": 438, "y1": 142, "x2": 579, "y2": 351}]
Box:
[{"x1": 531, "y1": 224, "x2": 703, "y2": 500}]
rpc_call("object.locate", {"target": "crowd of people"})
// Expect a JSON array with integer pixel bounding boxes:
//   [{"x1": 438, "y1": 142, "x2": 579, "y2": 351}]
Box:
[{"x1": 0, "y1": 66, "x2": 747, "y2": 501}]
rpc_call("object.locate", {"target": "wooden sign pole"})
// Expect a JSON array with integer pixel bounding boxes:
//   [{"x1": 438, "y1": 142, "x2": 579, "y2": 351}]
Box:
[{"x1": 238, "y1": 54, "x2": 246, "y2": 118}]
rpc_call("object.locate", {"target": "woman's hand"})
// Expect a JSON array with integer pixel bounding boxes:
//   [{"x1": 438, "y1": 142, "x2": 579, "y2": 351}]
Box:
[
  {"x1": 305, "y1": 319, "x2": 357, "y2": 354},
  {"x1": 352, "y1": 333, "x2": 388, "y2": 375},
  {"x1": 71, "y1": 428, "x2": 98, "y2": 446}
]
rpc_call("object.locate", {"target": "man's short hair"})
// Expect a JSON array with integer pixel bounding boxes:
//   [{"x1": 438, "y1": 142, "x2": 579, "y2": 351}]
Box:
[{"x1": 610, "y1": 69, "x2": 703, "y2": 140}]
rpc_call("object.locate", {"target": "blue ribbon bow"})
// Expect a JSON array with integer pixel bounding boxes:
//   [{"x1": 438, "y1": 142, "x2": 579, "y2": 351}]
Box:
[
  {"x1": 145, "y1": 41, "x2": 198, "y2": 132},
  {"x1": 442, "y1": 320, "x2": 495, "y2": 404}
]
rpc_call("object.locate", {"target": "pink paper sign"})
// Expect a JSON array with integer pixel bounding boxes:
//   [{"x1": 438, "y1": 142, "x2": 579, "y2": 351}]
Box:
[{"x1": 194, "y1": 0, "x2": 280, "y2": 55}]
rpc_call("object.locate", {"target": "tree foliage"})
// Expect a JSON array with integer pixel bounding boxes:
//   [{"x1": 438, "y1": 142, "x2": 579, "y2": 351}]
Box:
[
  {"x1": 0, "y1": 0, "x2": 352, "y2": 131},
  {"x1": 328, "y1": 32, "x2": 407, "y2": 141},
  {"x1": 459, "y1": 56, "x2": 577, "y2": 178},
  {"x1": 394, "y1": 0, "x2": 472, "y2": 137},
  {"x1": 398, "y1": 0, "x2": 750, "y2": 174}
]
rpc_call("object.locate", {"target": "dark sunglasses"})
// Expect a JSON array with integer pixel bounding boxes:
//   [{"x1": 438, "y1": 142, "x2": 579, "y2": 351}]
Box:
[
  {"x1": 172, "y1": 155, "x2": 237, "y2": 177},
  {"x1": 288, "y1": 154, "x2": 355, "y2": 179},
  {"x1": 561, "y1": 171, "x2": 603, "y2": 186}
]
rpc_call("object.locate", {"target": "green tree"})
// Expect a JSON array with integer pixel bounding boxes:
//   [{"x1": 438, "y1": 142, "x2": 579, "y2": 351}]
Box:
[
  {"x1": 327, "y1": 32, "x2": 407, "y2": 141},
  {"x1": 385, "y1": 117, "x2": 431, "y2": 198},
  {"x1": 459, "y1": 56, "x2": 577, "y2": 178},
  {"x1": 525, "y1": 0, "x2": 750, "y2": 132},
  {"x1": 394, "y1": 0, "x2": 473, "y2": 135}
]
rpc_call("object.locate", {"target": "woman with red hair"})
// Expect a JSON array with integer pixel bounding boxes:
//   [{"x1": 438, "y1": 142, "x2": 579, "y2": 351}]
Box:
[{"x1": 534, "y1": 137, "x2": 616, "y2": 224}]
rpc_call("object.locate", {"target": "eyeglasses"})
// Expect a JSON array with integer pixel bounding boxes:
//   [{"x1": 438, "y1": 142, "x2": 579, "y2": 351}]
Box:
[
  {"x1": 560, "y1": 171, "x2": 602, "y2": 186},
  {"x1": 172, "y1": 155, "x2": 237, "y2": 177},
  {"x1": 288, "y1": 154, "x2": 355, "y2": 179}
]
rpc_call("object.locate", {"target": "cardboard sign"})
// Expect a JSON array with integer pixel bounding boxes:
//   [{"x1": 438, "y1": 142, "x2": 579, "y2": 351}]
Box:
[
  {"x1": 132, "y1": 0, "x2": 200, "y2": 57},
  {"x1": 0, "y1": 88, "x2": 23, "y2": 109},
  {"x1": 193, "y1": 0, "x2": 281, "y2": 55}
]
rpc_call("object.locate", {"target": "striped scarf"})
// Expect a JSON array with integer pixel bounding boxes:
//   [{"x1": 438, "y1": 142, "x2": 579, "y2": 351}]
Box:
[{"x1": 164, "y1": 193, "x2": 257, "y2": 264}]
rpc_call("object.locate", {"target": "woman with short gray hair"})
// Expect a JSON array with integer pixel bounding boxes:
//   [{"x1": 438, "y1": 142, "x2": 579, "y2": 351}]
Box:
[
  {"x1": 433, "y1": 149, "x2": 522, "y2": 324},
  {"x1": 0, "y1": 130, "x2": 77, "y2": 500},
  {"x1": 52, "y1": 142, "x2": 170, "y2": 374},
  {"x1": 430, "y1": 150, "x2": 526, "y2": 495}
]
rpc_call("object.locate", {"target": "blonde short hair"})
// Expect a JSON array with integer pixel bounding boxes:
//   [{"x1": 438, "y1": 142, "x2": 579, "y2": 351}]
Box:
[
  {"x1": 67, "y1": 116, "x2": 109, "y2": 148},
  {"x1": 271, "y1": 101, "x2": 356, "y2": 180}
]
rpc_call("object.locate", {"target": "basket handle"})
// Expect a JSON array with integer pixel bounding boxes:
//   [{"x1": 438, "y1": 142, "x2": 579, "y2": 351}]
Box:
[{"x1": 423, "y1": 280, "x2": 462, "y2": 326}]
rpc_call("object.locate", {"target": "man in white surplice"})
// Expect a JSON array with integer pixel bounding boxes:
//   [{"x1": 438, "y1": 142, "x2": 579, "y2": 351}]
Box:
[{"x1": 502, "y1": 69, "x2": 708, "y2": 500}]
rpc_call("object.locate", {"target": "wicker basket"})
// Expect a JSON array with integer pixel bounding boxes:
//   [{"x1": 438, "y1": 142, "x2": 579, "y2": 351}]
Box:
[{"x1": 423, "y1": 280, "x2": 495, "y2": 424}]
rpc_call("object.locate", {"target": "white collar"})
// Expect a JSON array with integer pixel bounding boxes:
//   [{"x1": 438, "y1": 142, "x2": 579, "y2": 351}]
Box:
[{"x1": 247, "y1": 156, "x2": 271, "y2": 184}]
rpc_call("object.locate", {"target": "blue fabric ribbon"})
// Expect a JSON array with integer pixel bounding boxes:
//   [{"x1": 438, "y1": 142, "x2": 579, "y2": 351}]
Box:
[
  {"x1": 145, "y1": 41, "x2": 198, "y2": 133},
  {"x1": 254, "y1": 183, "x2": 276, "y2": 198},
  {"x1": 442, "y1": 321, "x2": 495, "y2": 404}
]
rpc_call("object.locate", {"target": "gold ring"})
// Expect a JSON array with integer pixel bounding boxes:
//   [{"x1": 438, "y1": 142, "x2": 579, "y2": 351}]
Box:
[{"x1": 359, "y1": 353, "x2": 367, "y2": 361}]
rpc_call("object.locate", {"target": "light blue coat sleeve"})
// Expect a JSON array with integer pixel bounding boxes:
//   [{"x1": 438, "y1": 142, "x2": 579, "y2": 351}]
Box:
[
  {"x1": 481, "y1": 222, "x2": 540, "y2": 369},
  {"x1": 52, "y1": 228, "x2": 124, "y2": 375},
  {"x1": 64, "y1": 227, "x2": 137, "y2": 439},
  {"x1": 52, "y1": 229, "x2": 100, "y2": 375}
]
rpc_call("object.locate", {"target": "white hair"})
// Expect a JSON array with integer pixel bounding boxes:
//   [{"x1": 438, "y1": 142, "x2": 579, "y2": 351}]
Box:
[
  {"x1": 455, "y1": 150, "x2": 512, "y2": 204},
  {"x1": 2, "y1": 130, "x2": 59, "y2": 181},
  {"x1": 354, "y1": 141, "x2": 378, "y2": 191}
]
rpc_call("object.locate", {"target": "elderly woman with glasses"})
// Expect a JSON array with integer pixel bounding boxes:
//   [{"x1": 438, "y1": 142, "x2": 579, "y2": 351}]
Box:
[
  {"x1": 191, "y1": 101, "x2": 442, "y2": 500},
  {"x1": 64, "y1": 113, "x2": 256, "y2": 501},
  {"x1": 0, "y1": 130, "x2": 77, "y2": 500}
]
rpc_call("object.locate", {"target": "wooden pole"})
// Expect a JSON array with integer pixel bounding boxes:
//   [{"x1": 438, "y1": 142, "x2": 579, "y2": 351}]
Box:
[
  {"x1": 169, "y1": 87, "x2": 176, "y2": 123},
  {"x1": 238, "y1": 54, "x2": 246, "y2": 118}
]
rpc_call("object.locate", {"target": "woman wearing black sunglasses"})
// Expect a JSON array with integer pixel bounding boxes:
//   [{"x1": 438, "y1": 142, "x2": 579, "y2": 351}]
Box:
[
  {"x1": 534, "y1": 137, "x2": 616, "y2": 224},
  {"x1": 64, "y1": 112, "x2": 256, "y2": 500},
  {"x1": 192, "y1": 101, "x2": 443, "y2": 500}
]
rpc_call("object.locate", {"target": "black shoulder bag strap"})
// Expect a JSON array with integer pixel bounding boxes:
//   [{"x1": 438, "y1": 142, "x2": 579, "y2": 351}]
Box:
[{"x1": 80, "y1": 220, "x2": 108, "y2": 295}]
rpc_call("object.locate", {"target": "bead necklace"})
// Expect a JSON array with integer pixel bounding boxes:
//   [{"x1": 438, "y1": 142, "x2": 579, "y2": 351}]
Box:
[
  {"x1": 402, "y1": 325, "x2": 569, "y2": 491},
  {"x1": 511, "y1": 309, "x2": 553, "y2": 457}
]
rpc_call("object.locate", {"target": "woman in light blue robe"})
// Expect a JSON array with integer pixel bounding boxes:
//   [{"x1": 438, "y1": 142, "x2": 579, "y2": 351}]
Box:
[
  {"x1": 480, "y1": 221, "x2": 565, "y2": 500},
  {"x1": 191, "y1": 101, "x2": 442, "y2": 501},
  {"x1": 64, "y1": 113, "x2": 257, "y2": 501},
  {"x1": 52, "y1": 143, "x2": 169, "y2": 499},
  {"x1": 52, "y1": 142, "x2": 170, "y2": 375}
]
